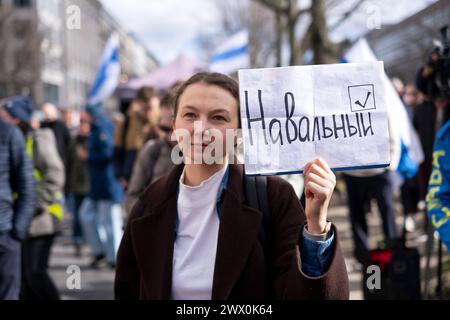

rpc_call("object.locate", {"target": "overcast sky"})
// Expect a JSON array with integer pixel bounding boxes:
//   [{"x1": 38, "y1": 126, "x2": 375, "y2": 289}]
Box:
[
  {"x1": 100, "y1": 0, "x2": 221, "y2": 64},
  {"x1": 100, "y1": 0, "x2": 438, "y2": 65}
]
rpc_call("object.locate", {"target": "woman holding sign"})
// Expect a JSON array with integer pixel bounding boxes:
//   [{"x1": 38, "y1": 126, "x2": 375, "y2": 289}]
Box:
[{"x1": 114, "y1": 72, "x2": 349, "y2": 300}]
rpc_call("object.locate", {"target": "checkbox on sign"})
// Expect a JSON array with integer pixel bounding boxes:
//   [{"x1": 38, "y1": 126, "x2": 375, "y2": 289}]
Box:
[{"x1": 348, "y1": 84, "x2": 376, "y2": 112}]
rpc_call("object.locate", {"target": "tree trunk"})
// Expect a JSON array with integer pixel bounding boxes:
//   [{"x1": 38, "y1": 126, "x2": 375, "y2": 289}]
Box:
[
  {"x1": 311, "y1": 0, "x2": 341, "y2": 64},
  {"x1": 275, "y1": 9, "x2": 283, "y2": 67},
  {"x1": 287, "y1": 0, "x2": 297, "y2": 66}
]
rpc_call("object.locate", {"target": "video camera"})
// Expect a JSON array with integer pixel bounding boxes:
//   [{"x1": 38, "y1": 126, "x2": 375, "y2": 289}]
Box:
[{"x1": 431, "y1": 25, "x2": 450, "y2": 99}]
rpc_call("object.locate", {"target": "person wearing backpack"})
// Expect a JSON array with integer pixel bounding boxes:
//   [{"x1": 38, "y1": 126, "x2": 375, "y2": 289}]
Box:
[
  {"x1": 124, "y1": 91, "x2": 177, "y2": 217},
  {"x1": 114, "y1": 72, "x2": 349, "y2": 300}
]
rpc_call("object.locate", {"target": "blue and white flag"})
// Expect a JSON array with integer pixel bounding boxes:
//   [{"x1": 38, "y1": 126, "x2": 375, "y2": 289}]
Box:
[
  {"x1": 88, "y1": 33, "x2": 121, "y2": 105},
  {"x1": 210, "y1": 30, "x2": 249, "y2": 75}
]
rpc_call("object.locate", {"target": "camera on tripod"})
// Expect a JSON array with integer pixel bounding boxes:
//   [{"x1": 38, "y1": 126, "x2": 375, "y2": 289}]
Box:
[{"x1": 431, "y1": 25, "x2": 450, "y2": 100}]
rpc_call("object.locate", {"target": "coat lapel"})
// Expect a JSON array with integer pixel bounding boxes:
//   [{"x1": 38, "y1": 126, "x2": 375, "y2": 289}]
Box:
[
  {"x1": 130, "y1": 165, "x2": 182, "y2": 299},
  {"x1": 211, "y1": 165, "x2": 263, "y2": 300},
  {"x1": 131, "y1": 198, "x2": 177, "y2": 299}
]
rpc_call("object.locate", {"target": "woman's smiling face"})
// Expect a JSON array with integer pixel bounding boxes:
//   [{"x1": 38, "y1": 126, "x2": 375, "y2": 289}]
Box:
[{"x1": 173, "y1": 82, "x2": 240, "y2": 164}]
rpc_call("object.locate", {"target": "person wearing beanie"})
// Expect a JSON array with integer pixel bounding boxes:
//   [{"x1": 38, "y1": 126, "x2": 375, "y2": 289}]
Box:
[
  {"x1": 0, "y1": 97, "x2": 36, "y2": 300},
  {"x1": 1, "y1": 96, "x2": 64, "y2": 300}
]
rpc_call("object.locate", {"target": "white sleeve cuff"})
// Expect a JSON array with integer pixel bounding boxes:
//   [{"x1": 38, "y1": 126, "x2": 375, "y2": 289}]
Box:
[{"x1": 303, "y1": 221, "x2": 332, "y2": 242}]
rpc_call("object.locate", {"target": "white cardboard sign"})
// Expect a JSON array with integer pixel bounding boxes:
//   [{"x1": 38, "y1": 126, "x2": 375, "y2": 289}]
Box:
[{"x1": 238, "y1": 61, "x2": 390, "y2": 175}]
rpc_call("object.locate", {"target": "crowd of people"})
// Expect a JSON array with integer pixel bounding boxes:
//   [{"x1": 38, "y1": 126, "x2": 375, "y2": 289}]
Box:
[
  {"x1": 0, "y1": 55, "x2": 448, "y2": 300},
  {"x1": 0, "y1": 84, "x2": 178, "y2": 299}
]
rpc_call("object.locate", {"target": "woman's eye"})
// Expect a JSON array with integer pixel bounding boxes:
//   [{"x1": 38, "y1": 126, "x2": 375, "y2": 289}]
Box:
[
  {"x1": 184, "y1": 113, "x2": 196, "y2": 118},
  {"x1": 213, "y1": 115, "x2": 226, "y2": 121}
]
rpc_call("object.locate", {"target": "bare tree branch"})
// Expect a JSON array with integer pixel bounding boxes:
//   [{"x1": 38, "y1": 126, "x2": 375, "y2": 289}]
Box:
[
  {"x1": 255, "y1": 0, "x2": 310, "y2": 22},
  {"x1": 325, "y1": 0, "x2": 342, "y2": 11},
  {"x1": 292, "y1": 7, "x2": 311, "y2": 22},
  {"x1": 256, "y1": 0, "x2": 286, "y2": 14},
  {"x1": 249, "y1": 0, "x2": 369, "y2": 66},
  {"x1": 294, "y1": 22, "x2": 313, "y2": 64},
  {"x1": 330, "y1": 0, "x2": 366, "y2": 31}
]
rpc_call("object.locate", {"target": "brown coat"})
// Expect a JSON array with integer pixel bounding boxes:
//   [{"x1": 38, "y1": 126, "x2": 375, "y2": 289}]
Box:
[{"x1": 114, "y1": 164, "x2": 349, "y2": 300}]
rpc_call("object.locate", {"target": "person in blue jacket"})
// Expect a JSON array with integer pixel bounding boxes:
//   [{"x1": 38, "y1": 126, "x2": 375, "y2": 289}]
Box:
[
  {"x1": 80, "y1": 103, "x2": 124, "y2": 268},
  {"x1": 0, "y1": 100, "x2": 36, "y2": 300},
  {"x1": 427, "y1": 119, "x2": 450, "y2": 251}
]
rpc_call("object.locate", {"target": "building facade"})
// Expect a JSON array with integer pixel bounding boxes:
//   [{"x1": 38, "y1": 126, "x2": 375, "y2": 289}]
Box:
[
  {"x1": 0, "y1": 0, "x2": 40, "y2": 101},
  {"x1": 366, "y1": 0, "x2": 450, "y2": 83},
  {"x1": 0, "y1": 0, "x2": 158, "y2": 109}
]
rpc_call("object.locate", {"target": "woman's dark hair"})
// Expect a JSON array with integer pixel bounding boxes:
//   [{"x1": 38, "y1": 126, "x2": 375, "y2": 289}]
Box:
[
  {"x1": 160, "y1": 89, "x2": 176, "y2": 111},
  {"x1": 173, "y1": 72, "x2": 240, "y2": 126}
]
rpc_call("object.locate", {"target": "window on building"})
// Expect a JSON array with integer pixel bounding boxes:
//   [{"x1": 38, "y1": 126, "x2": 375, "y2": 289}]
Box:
[
  {"x1": 0, "y1": 83, "x2": 7, "y2": 99},
  {"x1": 44, "y1": 83, "x2": 59, "y2": 105},
  {"x1": 14, "y1": 0, "x2": 32, "y2": 8}
]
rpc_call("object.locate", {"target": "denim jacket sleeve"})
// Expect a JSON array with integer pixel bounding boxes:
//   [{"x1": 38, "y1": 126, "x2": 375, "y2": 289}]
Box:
[{"x1": 299, "y1": 225, "x2": 335, "y2": 277}]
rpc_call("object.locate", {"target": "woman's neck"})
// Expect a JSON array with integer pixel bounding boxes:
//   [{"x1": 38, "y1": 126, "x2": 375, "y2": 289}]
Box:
[{"x1": 183, "y1": 159, "x2": 228, "y2": 187}]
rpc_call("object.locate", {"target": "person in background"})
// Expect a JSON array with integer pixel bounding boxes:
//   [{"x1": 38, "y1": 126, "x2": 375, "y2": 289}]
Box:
[
  {"x1": 66, "y1": 112, "x2": 91, "y2": 257},
  {"x1": 414, "y1": 51, "x2": 450, "y2": 204},
  {"x1": 63, "y1": 109, "x2": 78, "y2": 137},
  {"x1": 124, "y1": 90, "x2": 177, "y2": 216},
  {"x1": 1, "y1": 96, "x2": 65, "y2": 300},
  {"x1": 80, "y1": 103, "x2": 124, "y2": 269},
  {"x1": 114, "y1": 87, "x2": 161, "y2": 189},
  {"x1": 399, "y1": 84, "x2": 422, "y2": 232},
  {"x1": 402, "y1": 84, "x2": 419, "y2": 120},
  {"x1": 343, "y1": 108, "x2": 401, "y2": 266},
  {"x1": 0, "y1": 99, "x2": 35, "y2": 300},
  {"x1": 41, "y1": 103, "x2": 71, "y2": 167},
  {"x1": 426, "y1": 119, "x2": 450, "y2": 251},
  {"x1": 392, "y1": 77, "x2": 405, "y2": 98}
]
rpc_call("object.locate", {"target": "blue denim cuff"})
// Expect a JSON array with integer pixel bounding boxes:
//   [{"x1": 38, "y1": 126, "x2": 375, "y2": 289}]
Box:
[{"x1": 300, "y1": 226, "x2": 335, "y2": 277}]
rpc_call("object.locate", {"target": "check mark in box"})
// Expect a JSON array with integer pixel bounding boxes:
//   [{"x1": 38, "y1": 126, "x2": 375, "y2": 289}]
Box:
[{"x1": 348, "y1": 84, "x2": 376, "y2": 112}]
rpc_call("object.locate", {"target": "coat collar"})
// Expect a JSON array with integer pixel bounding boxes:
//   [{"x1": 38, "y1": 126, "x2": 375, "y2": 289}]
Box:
[{"x1": 131, "y1": 163, "x2": 263, "y2": 299}]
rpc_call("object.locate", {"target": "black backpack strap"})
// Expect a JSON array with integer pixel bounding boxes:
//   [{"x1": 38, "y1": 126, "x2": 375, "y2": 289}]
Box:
[
  {"x1": 244, "y1": 175, "x2": 271, "y2": 259},
  {"x1": 244, "y1": 174, "x2": 274, "y2": 297},
  {"x1": 256, "y1": 176, "x2": 270, "y2": 245}
]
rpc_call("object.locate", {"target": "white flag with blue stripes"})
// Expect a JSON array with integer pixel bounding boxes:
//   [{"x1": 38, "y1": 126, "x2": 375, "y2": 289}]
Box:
[
  {"x1": 88, "y1": 33, "x2": 121, "y2": 105},
  {"x1": 210, "y1": 30, "x2": 249, "y2": 75}
]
